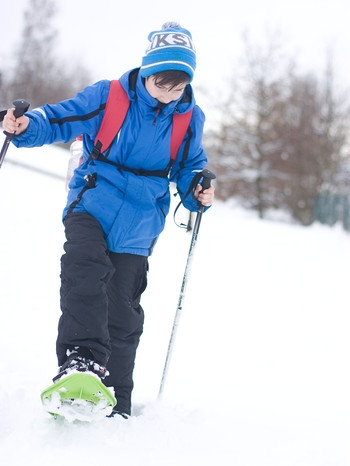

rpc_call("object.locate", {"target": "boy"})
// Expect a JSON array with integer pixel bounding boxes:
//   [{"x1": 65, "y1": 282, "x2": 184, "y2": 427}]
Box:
[{"x1": 2, "y1": 22, "x2": 215, "y2": 418}]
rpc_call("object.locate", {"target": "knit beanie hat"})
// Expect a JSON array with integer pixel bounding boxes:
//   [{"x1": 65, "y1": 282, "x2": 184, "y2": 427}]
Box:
[{"x1": 140, "y1": 22, "x2": 196, "y2": 82}]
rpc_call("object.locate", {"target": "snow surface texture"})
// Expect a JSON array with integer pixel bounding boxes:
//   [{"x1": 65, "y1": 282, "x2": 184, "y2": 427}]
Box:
[{"x1": 0, "y1": 137, "x2": 349, "y2": 465}]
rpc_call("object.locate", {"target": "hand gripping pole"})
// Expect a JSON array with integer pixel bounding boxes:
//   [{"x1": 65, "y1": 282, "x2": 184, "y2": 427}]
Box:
[{"x1": 0, "y1": 99, "x2": 30, "y2": 169}]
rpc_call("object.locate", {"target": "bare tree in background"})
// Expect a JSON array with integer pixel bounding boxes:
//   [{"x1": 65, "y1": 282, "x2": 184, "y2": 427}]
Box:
[
  {"x1": 5, "y1": 0, "x2": 91, "y2": 108},
  {"x1": 206, "y1": 32, "x2": 350, "y2": 226},
  {"x1": 205, "y1": 32, "x2": 294, "y2": 218},
  {"x1": 274, "y1": 69, "x2": 348, "y2": 225}
]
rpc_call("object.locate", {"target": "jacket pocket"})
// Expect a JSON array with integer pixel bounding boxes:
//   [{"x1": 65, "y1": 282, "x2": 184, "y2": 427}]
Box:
[{"x1": 66, "y1": 173, "x2": 97, "y2": 216}]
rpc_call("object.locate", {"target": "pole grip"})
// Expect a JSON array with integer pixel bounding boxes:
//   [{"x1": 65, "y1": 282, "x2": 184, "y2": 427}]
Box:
[
  {"x1": 197, "y1": 169, "x2": 216, "y2": 211},
  {"x1": 13, "y1": 99, "x2": 30, "y2": 118},
  {"x1": 2, "y1": 99, "x2": 30, "y2": 140},
  {"x1": 201, "y1": 168, "x2": 216, "y2": 190}
]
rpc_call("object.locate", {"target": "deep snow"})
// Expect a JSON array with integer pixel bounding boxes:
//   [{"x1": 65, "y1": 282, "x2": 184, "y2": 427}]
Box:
[{"x1": 0, "y1": 138, "x2": 349, "y2": 465}]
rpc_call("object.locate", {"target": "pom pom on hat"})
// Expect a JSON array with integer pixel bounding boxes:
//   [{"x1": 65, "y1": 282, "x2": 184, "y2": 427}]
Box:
[{"x1": 140, "y1": 22, "x2": 196, "y2": 82}]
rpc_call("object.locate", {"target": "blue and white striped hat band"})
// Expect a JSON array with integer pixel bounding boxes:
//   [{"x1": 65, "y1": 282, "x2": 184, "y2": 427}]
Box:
[{"x1": 140, "y1": 22, "x2": 196, "y2": 82}]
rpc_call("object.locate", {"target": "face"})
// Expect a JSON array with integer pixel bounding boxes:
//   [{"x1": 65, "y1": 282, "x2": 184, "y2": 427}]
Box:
[{"x1": 145, "y1": 76, "x2": 187, "y2": 104}]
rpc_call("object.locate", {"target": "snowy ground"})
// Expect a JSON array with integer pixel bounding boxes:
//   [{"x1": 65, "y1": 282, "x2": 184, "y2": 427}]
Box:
[{"x1": 0, "y1": 139, "x2": 349, "y2": 465}]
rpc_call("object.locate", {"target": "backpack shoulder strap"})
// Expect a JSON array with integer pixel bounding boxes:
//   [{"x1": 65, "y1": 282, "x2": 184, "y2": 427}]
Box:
[
  {"x1": 90, "y1": 76, "x2": 193, "y2": 174},
  {"x1": 170, "y1": 110, "x2": 193, "y2": 162},
  {"x1": 92, "y1": 80, "x2": 130, "y2": 156}
]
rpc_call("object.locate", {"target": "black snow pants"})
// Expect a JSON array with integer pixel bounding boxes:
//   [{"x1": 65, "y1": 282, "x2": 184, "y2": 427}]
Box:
[{"x1": 57, "y1": 212, "x2": 148, "y2": 415}]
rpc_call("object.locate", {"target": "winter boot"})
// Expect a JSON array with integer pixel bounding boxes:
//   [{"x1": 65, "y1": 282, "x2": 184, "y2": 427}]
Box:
[{"x1": 53, "y1": 347, "x2": 108, "y2": 383}]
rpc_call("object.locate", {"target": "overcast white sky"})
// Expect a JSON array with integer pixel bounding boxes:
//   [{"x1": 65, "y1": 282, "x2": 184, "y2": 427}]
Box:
[{"x1": 0, "y1": 0, "x2": 349, "y2": 111}]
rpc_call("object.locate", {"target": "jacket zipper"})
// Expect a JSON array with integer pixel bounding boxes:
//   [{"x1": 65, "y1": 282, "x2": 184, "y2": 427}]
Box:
[{"x1": 152, "y1": 107, "x2": 161, "y2": 125}]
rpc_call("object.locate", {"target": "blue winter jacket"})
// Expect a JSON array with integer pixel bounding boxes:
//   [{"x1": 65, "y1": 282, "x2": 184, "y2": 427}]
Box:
[{"x1": 12, "y1": 68, "x2": 208, "y2": 256}]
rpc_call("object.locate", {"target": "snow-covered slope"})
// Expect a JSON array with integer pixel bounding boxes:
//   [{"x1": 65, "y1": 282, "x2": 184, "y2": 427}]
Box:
[{"x1": 0, "y1": 139, "x2": 349, "y2": 465}]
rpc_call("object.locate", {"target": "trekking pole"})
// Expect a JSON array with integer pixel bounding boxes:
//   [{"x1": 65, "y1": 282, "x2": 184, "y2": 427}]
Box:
[
  {"x1": 0, "y1": 99, "x2": 30, "y2": 169},
  {"x1": 158, "y1": 168, "x2": 216, "y2": 399}
]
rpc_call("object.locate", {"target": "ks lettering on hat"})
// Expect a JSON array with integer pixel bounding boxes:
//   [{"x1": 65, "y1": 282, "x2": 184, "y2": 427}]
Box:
[{"x1": 147, "y1": 33, "x2": 196, "y2": 52}]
